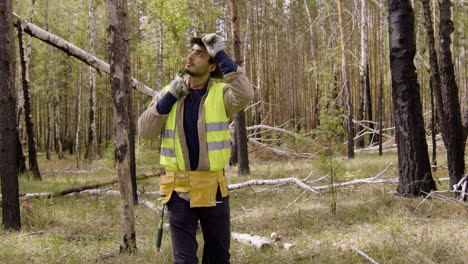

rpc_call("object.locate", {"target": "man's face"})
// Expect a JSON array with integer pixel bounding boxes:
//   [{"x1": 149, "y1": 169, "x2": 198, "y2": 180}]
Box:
[{"x1": 184, "y1": 44, "x2": 215, "y2": 77}]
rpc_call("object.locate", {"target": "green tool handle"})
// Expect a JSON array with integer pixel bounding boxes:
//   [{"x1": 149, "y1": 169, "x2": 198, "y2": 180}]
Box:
[
  {"x1": 156, "y1": 221, "x2": 164, "y2": 252},
  {"x1": 156, "y1": 205, "x2": 165, "y2": 252}
]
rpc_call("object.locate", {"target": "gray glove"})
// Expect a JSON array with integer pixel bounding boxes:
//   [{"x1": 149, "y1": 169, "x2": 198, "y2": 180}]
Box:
[
  {"x1": 169, "y1": 76, "x2": 188, "y2": 98},
  {"x1": 202, "y1": 33, "x2": 225, "y2": 57}
]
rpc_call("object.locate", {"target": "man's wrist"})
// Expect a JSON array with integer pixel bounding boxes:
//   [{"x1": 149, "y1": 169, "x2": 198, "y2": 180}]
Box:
[
  {"x1": 213, "y1": 50, "x2": 238, "y2": 75},
  {"x1": 156, "y1": 92, "x2": 177, "y2": 114}
]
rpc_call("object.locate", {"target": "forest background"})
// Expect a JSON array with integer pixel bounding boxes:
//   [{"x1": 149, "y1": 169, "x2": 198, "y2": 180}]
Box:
[{"x1": 0, "y1": 0, "x2": 467, "y2": 263}]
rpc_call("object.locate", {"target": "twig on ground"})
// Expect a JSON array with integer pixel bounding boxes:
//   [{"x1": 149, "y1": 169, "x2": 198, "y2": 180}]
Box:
[
  {"x1": 312, "y1": 162, "x2": 393, "y2": 191},
  {"x1": 352, "y1": 247, "x2": 380, "y2": 264},
  {"x1": 414, "y1": 189, "x2": 468, "y2": 212}
]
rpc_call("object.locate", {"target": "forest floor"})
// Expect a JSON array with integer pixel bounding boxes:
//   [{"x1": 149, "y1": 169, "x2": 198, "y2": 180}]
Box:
[{"x1": 0, "y1": 143, "x2": 467, "y2": 264}]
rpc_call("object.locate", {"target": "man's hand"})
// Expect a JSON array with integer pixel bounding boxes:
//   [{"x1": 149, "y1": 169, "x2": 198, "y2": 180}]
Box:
[
  {"x1": 169, "y1": 76, "x2": 188, "y2": 98},
  {"x1": 202, "y1": 33, "x2": 225, "y2": 57}
]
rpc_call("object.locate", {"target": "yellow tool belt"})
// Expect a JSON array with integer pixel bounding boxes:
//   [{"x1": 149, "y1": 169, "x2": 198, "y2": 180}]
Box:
[{"x1": 159, "y1": 170, "x2": 229, "y2": 208}]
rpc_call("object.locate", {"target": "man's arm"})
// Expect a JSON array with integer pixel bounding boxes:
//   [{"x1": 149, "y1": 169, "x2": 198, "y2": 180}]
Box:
[
  {"x1": 202, "y1": 34, "x2": 254, "y2": 117},
  {"x1": 138, "y1": 77, "x2": 188, "y2": 139},
  {"x1": 214, "y1": 50, "x2": 254, "y2": 117},
  {"x1": 137, "y1": 89, "x2": 170, "y2": 139}
]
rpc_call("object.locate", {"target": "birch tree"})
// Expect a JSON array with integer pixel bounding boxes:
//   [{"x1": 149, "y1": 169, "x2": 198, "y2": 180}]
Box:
[
  {"x1": 85, "y1": 0, "x2": 100, "y2": 161},
  {"x1": 17, "y1": 21, "x2": 41, "y2": 179},
  {"x1": 357, "y1": 0, "x2": 370, "y2": 148},
  {"x1": 53, "y1": 53, "x2": 64, "y2": 160}
]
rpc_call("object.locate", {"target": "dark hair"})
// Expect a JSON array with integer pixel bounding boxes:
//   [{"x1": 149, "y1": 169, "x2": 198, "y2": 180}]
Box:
[{"x1": 190, "y1": 37, "x2": 223, "y2": 79}]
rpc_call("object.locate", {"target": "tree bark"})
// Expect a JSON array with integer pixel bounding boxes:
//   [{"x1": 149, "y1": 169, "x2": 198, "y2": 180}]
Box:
[
  {"x1": 438, "y1": 0, "x2": 465, "y2": 190},
  {"x1": 11, "y1": 13, "x2": 155, "y2": 97},
  {"x1": 53, "y1": 56, "x2": 64, "y2": 160},
  {"x1": 17, "y1": 21, "x2": 41, "y2": 179},
  {"x1": 388, "y1": 0, "x2": 436, "y2": 196},
  {"x1": 75, "y1": 66, "x2": 82, "y2": 169},
  {"x1": 84, "y1": 0, "x2": 100, "y2": 161},
  {"x1": 420, "y1": 0, "x2": 441, "y2": 171},
  {"x1": 105, "y1": 0, "x2": 137, "y2": 253},
  {"x1": 230, "y1": 0, "x2": 250, "y2": 175},
  {"x1": 155, "y1": 22, "x2": 163, "y2": 90},
  {"x1": 357, "y1": 0, "x2": 369, "y2": 148},
  {"x1": 377, "y1": 4, "x2": 385, "y2": 156},
  {"x1": 304, "y1": 0, "x2": 320, "y2": 129},
  {"x1": 337, "y1": 0, "x2": 354, "y2": 159},
  {"x1": 0, "y1": 0, "x2": 21, "y2": 230}
]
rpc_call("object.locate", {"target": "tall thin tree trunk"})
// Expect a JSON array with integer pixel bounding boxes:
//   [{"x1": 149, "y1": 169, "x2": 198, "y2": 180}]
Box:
[
  {"x1": 304, "y1": 0, "x2": 320, "y2": 129},
  {"x1": 230, "y1": 0, "x2": 250, "y2": 175},
  {"x1": 430, "y1": 77, "x2": 437, "y2": 170},
  {"x1": 85, "y1": 0, "x2": 100, "y2": 161},
  {"x1": 155, "y1": 22, "x2": 163, "y2": 90},
  {"x1": 17, "y1": 21, "x2": 41, "y2": 179},
  {"x1": 54, "y1": 58, "x2": 64, "y2": 160},
  {"x1": 377, "y1": 6, "x2": 385, "y2": 156},
  {"x1": 106, "y1": 0, "x2": 137, "y2": 253},
  {"x1": 357, "y1": 0, "x2": 369, "y2": 148},
  {"x1": 0, "y1": 0, "x2": 21, "y2": 230},
  {"x1": 337, "y1": 0, "x2": 354, "y2": 159},
  {"x1": 421, "y1": 0, "x2": 443, "y2": 171},
  {"x1": 388, "y1": 0, "x2": 436, "y2": 196},
  {"x1": 75, "y1": 66, "x2": 82, "y2": 169},
  {"x1": 438, "y1": 0, "x2": 465, "y2": 190}
]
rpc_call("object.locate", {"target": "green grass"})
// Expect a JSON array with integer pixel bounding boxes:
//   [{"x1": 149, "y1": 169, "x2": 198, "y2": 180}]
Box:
[{"x1": 1, "y1": 146, "x2": 467, "y2": 263}]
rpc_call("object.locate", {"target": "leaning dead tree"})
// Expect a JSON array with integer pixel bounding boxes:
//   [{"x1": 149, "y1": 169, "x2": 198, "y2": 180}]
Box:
[
  {"x1": 11, "y1": 13, "x2": 155, "y2": 97},
  {"x1": 16, "y1": 20, "x2": 41, "y2": 179},
  {"x1": 106, "y1": 0, "x2": 137, "y2": 253}
]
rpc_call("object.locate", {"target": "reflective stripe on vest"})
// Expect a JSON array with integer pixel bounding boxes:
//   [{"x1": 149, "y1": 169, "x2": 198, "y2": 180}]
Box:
[{"x1": 159, "y1": 82, "x2": 231, "y2": 171}]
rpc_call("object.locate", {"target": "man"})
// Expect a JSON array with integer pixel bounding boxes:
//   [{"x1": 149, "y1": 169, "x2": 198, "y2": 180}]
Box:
[{"x1": 138, "y1": 34, "x2": 253, "y2": 264}]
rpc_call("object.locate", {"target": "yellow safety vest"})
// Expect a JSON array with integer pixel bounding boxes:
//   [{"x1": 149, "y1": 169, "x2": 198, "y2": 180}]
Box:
[{"x1": 159, "y1": 82, "x2": 231, "y2": 207}]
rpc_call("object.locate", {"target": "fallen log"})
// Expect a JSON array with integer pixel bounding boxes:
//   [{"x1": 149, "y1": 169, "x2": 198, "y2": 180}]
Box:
[
  {"x1": 16, "y1": 172, "x2": 162, "y2": 200},
  {"x1": 228, "y1": 177, "x2": 320, "y2": 194},
  {"x1": 12, "y1": 13, "x2": 155, "y2": 97}
]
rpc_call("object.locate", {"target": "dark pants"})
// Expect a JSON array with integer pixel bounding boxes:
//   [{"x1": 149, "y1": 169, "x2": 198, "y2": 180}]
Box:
[{"x1": 167, "y1": 190, "x2": 230, "y2": 264}]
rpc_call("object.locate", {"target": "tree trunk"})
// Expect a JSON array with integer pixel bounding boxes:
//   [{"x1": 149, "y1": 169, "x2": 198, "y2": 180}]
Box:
[
  {"x1": 438, "y1": 0, "x2": 465, "y2": 190},
  {"x1": 17, "y1": 21, "x2": 41, "y2": 179},
  {"x1": 304, "y1": 0, "x2": 320, "y2": 129},
  {"x1": 11, "y1": 13, "x2": 155, "y2": 97},
  {"x1": 388, "y1": 0, "x2": 436, "y2": 196},
  {"x1": 155, "y1": 22, "x2": 163, "y2": 90},
  {"x1": 377, "y1": 5, "x2": 385, "y2": 156},
  {"x1": 43, "y1": 0, "x2": 52, "y2": 160},
  {"x1": 421, "y1": 0, "x2": 443, "y2": 171},
  {"x1": 53, "y1": 56, "x2": 64, "y2": 160},
  {"x1": 337, "y1": 0, "x2": 354, "y2": 159},
  {"x1": 75, "y1": 66, "x2": 82, "y2": 169},
  {"x1": 0, "y1": 0, "x2": 21, "y2": 230},
  {"x1": 357, "y1": 0, "x2": 369, "y2": 148},
  {"x1": 85, "y1": 0, "x2": 100, "y2": 162},
  {"x1": 105, "y1": 0, "x2": 137, "y2": 253},
  {"x1": 430, "y1": 77, "x2": 437, "y2": 171},
  {"x1": 230, "y1": 0, "x2": 250, "y2": 175}
]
